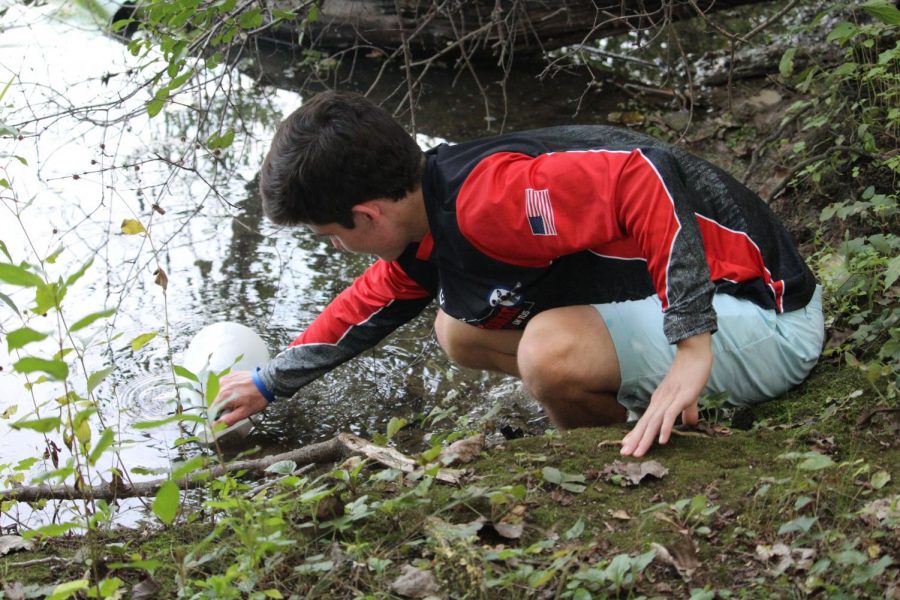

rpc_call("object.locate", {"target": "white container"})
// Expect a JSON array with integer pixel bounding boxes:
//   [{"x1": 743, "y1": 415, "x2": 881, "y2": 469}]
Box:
[{"x1": 179, "y1": 322, "x2": 270, "y2": 445}]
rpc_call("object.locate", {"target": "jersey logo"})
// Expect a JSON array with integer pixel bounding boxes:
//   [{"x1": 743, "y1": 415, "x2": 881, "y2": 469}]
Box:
[
  {"x1": 525, "y1": 188, "x2": 557, "y2": 236},
  {"x1": 488, "y1": 286, "x2": 522, "y2": 307}
]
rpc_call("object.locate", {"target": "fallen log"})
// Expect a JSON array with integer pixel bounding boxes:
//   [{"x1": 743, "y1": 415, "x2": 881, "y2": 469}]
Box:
[
  {"x1": 0, "y1": 436, "x2": 346, "y2": 503},
  {"x1": 0, "y1": 432, "x2": 465, "y2": 503}
]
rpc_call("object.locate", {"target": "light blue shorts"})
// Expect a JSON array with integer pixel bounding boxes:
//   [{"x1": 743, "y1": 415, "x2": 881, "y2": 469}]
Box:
[{"x1": 594, "y1": 287, "x2": 824, "y2": 412}]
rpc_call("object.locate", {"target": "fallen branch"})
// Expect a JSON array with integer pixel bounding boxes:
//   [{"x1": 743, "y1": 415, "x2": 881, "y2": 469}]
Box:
[
  {"x1": 1, "y1": 436, "x2": 347, "y2": 503},
  {"x1": 1, "y1": 432, "x2": 467, "y2": 503}
]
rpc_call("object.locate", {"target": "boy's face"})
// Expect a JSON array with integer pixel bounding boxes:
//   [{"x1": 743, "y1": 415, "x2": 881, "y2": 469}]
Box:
[{"x1": 307, "y1": 214, "x2": 408, "y2": 262}]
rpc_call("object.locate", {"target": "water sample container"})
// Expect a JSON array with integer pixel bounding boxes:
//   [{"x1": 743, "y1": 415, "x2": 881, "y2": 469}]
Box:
[{"x1": 179, "y1": 322, "x2": 270, "y2": 445}]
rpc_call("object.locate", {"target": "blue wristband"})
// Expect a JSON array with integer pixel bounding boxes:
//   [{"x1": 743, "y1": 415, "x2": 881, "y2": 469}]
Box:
[{"x1": 251, "y1": 367, "x2": 276, "y2": 403}]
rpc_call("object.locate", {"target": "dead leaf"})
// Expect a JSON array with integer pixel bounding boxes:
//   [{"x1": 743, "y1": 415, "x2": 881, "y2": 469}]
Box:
[
  {"x1": 492, "y1": 521, "x2": 524, "y2": 540},
  {"x1": 440, "y1": 433, "x2": 484, "y2": 466},
  {"x1": 859, "y1": 494, "x2": 900, "y2": 530},
  {"x1": 131, "y1": 576, "x2": 161, "y2": 600},
  {"x1": 755, "y1": 543, "x2": 816, "y2": 575},
  {"x1": 596, "y1": 439, "x2": 622, "y2": 449},
  {"x1": 391, "y1": 564, "x2": 441, "y2": 598},
  {"x1": 550, "y1": 489, "x2": 573, "y2": 506},
  {"x1": 151, "y1": 203, "x2": 166, "y2": 215},
  {"x1": 338, "y1": 432, "x2": 462, "y2": 484},
  {"x1": 2, "y1": 582, "x2": 25, "y2": 600},
  {"x1": 601, "y1": 460, "x2": 669, "y2": 487},
  {"x1": 153, "y1": 268, "x2": 168, "y2": 291},
  {"x1": 652, "y1": 536, "x2": 698, "y2": 580},
  {"x1": 610, "y1": 510, "x2": 631, "y2": 521},
  {"x1": 0, "y1": 535, "x2": 33, "y2": 555},
  {"x1": 120, "y1": 219, "x2": 145, "y2": 235}
]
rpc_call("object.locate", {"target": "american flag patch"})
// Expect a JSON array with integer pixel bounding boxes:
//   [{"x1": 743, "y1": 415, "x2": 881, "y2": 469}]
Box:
[{"x1": 525, "y1": 188, "x2": 557, "y2": 236}]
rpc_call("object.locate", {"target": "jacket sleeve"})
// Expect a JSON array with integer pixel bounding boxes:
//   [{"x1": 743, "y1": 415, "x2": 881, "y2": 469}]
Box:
[
  {"x1": 259, "y1": 257, "x2": 435, "y2": 399},
  {"x1": 455, "y1": 149, "x2": 716, "y2": 344}
]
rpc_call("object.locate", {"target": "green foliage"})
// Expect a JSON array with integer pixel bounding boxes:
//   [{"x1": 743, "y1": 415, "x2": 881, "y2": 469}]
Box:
[{"x1": 780, "y1": 3, "x2": 899, "y2": 390}]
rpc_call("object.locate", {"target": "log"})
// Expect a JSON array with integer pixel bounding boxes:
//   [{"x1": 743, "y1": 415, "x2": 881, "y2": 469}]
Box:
[
  {"x1": 0, "y1": 436, "x2": 346, "y2": 503},
  {"x1": 265, "y1": 0, "x2": 770, "y2": 59},
  {"x1": 0, "y1": 432, "x2": 465, "y2": 503}
]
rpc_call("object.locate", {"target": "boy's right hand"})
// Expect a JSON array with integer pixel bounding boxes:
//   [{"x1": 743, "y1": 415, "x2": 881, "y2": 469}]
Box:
[{"x1": 212, "y1": 371, "x2": 269, "y2": 426}]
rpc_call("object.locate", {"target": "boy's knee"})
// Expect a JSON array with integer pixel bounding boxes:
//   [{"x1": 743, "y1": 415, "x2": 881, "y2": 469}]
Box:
[
  {"x1": 517, "y1": 315, "x2": 575, "y2": 399},
  {"x1": 434, "y1": 310, "x2": 482, "y2": 368}
]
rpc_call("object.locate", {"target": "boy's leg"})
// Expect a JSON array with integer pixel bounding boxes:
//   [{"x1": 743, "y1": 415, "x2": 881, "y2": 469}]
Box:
[{"x1": 434, "y1": 307, "x2": 626, "y2": 428}]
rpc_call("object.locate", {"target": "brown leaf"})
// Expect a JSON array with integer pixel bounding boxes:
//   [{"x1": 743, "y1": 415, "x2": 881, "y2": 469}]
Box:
[
  {"x1": 153, "y1": 268, "x2": 168, "y2": 291},
  {"x1": 390, "y1": 564, "x2": 441, "y2": 598},
  {"x1": 550, "y1": 489, "x2": 573, "y2": 506},
  {"x1": 859, "y1": 494, "x2": 900, "y2": 530},
  {"x1": 493, "y1": 521, "x2": 524, "y2": 540},
  {"x1": 440, "y1": 433, "x2": 484, "y2": 466},
  {"x1": 601, "y1": 460, "x2": 669, "y2": 487},
  {"x1": 652, "y1": 536, "x2": 698, "y2": 581},
  {"x1": 151, "y1": 203, "x2": 166, "y2": 215},
  {"x1": 0, "y1": 535, "x2": 33, "y2": 556},
  {"x1": 131, "y1": 576, "x2": 161, "y2": 600},
  {"x1": 610, "y1": 510, "x2": 631, "y2": 521},
  {"x1": 2, "y1": 582, "x2": 25, "y2": 600}
]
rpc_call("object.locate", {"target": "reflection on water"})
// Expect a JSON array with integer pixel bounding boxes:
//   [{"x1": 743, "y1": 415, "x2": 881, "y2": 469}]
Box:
[{"x1": 0, "y1": 1, "x2": 632, "y2": 528}]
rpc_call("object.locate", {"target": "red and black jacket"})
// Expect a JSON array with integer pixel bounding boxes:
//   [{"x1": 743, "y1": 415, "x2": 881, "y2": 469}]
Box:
[{"x1": 259, "y1": 126, "x2": 816, "y2": 399}]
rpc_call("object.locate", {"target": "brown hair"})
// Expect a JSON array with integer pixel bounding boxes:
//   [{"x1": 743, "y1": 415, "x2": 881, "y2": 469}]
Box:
[{"x1": 259, "y1": 91, "x2": 423, "y2": 228}]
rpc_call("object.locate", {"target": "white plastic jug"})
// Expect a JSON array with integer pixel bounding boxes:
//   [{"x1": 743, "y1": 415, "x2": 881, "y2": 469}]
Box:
[{"x1": 180, "y1": 322, "x2": 270, "y2": 444}]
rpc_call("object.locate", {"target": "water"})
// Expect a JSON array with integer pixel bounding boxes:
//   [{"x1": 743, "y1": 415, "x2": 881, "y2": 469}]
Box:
[
  {"x1": 0, "y1": 1, "x2": 635, "y2": 529},
  {"x1": 0, "y1": 0, "x2": 804, "y2": 529}
]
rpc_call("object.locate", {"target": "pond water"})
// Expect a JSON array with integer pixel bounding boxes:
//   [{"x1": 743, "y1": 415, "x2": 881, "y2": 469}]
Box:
[
  {"x1": 0, "y1": 0, "x2": 808, "y2": 529},
  {"x1": 0, "y1": 1, "x2": 638, "y2": 528}
]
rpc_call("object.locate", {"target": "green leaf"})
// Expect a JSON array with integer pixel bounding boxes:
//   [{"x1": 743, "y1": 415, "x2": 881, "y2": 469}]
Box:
[
  {"x1": 386, "y1": 416, "x2": 407, "y2": 439},
  {"x1": 207, "y1": 129, "x2": 235, "y2": 150},
  {"x1": 0, "y1": 291, "x2": 19, "y2": 316},
  {"x1": 238, "y1": 8, "x2": 263, "y2": 29},
  {"x1": 34, "y1": 281, "x2": 65, "y2": 314},
  {"x1": 870, "y1": 470, "x2": 891, "y2": 490},
  {"x1": 884, "y1": 255, "x2": 900, "y2": 290},
  {"x1": 153, "y1": 480, "x2": 180, "y2": 524},
  {"x1": 6, "y1": 327, "x2": 49, "y2": 350},
  {"x1": 133, "y1": 413, "x2": 206, "y2": 429},
  {"x1": 799, "y1": 452, "x2": 835, "y2": 471},
  {"x1": 146, "y1": 97, "x2": 165, "y2": 118},
  {"x1": 121, "y1": 219, "x2": 146, "y2": 235},
  {"x1": 0, "y1": 262, "x2": 43, "y2": 287},
  {"x1": 826, "y1": 22, "x2": 858, "y2": 45},
  {"x1": 564, "y1": 518, "x2": 585, "y2": 540},
  {"x1": 779, "y1": 48, "x2": 797, "y2": 78},
  {"x1": 862, "y1": 0, "x2": 900, "y2": 25},
  {"x1": 14, "y1": 356, "x2": 68, "y2": 380},
  {"x1": 14, "y1": 156, "x2": 27, "y2": 166},
  {"x1": 174, "y1": 364, "x2": 198, "y2": 382},
  {"x1": 204, "y1": 370, "x2": 219, "y2": 406},
  {"x1": 111, "y1": 18, "x2": 134, "y2": 32},
  {"x1": 171, "y1": 455, "x2": 208, "y2": 480},
  {"x1": 542, "y1": 466, "x2": 562, "y2": 485},
  {"x1": 45, "y1": 245, "x2": 64, "y2": 264},
  {"x1": 23, "y1": 521, "x2": 80, "y2": 540},
  {"x1": 64, "y1": 258, "x2": 94, "y2": 287},
  {"x1": 70, "y1": 308, "x2": 115, "y2": 332},
  {"x1": 130, "y1": 331, "x2": 157, "y2": 351},
  {"x1": 0, "y1": 240, "x2": 12, "y2": 262},
  {"x1": 87, "y1": 366, "x2": 114, "y2": 394},
  {"x1": 10, "y1": 416, "x2": 61, "y2": 433},
  {"x1": 778, "y1": 515, "x2": 817, "y2": 534},
  {"x1": 46, "y1": 578, "x2": 90, "y2": 600},
  {"x1": 88, "y1": 428, "x2": 115, "y2": 465}
]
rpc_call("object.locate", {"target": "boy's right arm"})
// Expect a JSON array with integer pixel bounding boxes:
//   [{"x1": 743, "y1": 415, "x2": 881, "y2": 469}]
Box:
[{"x1": 214, "y1": 255, "x2": 435, "y2": 425}]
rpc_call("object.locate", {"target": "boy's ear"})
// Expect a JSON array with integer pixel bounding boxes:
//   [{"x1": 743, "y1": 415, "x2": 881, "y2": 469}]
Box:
[{"x1": 351, "y1": 199, "x2": 389, "y2": 223}]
